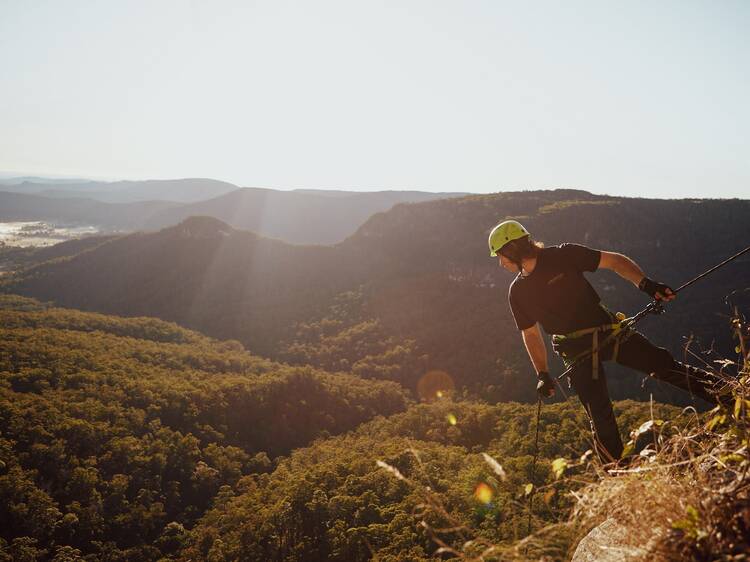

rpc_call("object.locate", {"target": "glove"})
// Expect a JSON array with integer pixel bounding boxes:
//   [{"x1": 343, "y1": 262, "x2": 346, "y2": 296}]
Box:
[
  {"x1": 536, "y1": 371, "x2": 555, "y2": 398},
  {"x1": 638, "y1": 277, "x2": 674, "y2": 301}
]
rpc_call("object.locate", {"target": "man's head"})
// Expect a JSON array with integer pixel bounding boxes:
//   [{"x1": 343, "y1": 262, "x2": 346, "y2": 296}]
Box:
[{"x1": 488, "y1": 220, "x2": 540, "y2": 273}]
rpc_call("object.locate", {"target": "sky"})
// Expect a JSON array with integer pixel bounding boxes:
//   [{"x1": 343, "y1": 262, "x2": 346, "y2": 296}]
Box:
[{"x1": 1, "y1": 0, "x2": 748, "y2": 198}]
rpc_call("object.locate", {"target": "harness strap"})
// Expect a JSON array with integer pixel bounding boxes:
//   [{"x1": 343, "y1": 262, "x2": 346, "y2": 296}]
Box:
[
  {"x1": 553, "y1": 312, "x2": 631, "y2": 380},
  {"x1": 561, "y1": 322, "x2": 622, "y2": 340}
]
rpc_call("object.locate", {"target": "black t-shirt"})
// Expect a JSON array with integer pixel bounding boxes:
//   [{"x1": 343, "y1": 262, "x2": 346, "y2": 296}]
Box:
[{"x1": 508, "y1": 243, "x2": 610, "y2": 334}]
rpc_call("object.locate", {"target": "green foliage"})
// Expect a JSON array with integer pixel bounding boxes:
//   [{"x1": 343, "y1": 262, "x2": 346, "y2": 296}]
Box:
[
  {"x1": 672, "y1": 505, "x2": 708, "y2": 541},
  {"x1": 183, "y1": 399, "x2": 675, "y2": 561},
  {"x1": 551, "y1": 458, "x2": 568, "y2": 480},
  {"x1": 0, "y1": 297, "x2": 698, "y2": 561},
  {"x1": 0, "y1": 302, "x2": 409, "y2": 560},
  {"x1": 278, "y1": 289, "x2": 426, "y2": 389}
]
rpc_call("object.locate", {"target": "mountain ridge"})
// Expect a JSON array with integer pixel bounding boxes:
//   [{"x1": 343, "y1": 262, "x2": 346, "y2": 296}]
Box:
[
  {"x1": 0, "y1": 183, "x2": 464, "y2": 245},
  {"x1": 4, "y1": 190, "x2": 748, "y2": 404}
]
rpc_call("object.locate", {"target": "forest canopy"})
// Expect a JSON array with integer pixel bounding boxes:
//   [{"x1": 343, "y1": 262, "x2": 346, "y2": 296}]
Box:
[{"x1": 0, "y1": 297, "x2": 408, "y2": 560}]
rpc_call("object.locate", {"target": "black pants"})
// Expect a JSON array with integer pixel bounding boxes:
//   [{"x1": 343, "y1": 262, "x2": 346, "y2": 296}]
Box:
[{"x1": 561, "y1": 330, "x2": 726, "y2": 463}]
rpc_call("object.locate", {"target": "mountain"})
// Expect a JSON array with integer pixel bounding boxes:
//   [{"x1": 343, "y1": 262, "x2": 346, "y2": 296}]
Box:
[
  {"x1": 0, "y1": 178, "x2": 238, "y2": 203},
  {"x1": 1, "y1": 183, "x2": 462, "y2": 245},
  {"x1": 0, "y1": 190, "x2": 179, "y2": 229},
  {"x1": 0, "y1": 175, "x2": 93, "y2": 185},
  {"x1": 0, "y1": 234, "x2": 120, "y2": 275},
  {"x1": 4, "y1": 191, "x2": 749, "y2": 404},
  {"x1": 2, "y1": 216, "x2": 352, "y2": 353},
  {"x1": 143, "y1": 187, "x2": 462, "y2": 244}
]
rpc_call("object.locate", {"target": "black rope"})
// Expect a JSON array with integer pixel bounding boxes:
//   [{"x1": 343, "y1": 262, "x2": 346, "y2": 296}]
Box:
[
  {"x1": 526, "y1": 397, "x2": 542, "y2": 538},
  {"x1": 673, "y1": 245, "x2": 750, "y2": 295}
]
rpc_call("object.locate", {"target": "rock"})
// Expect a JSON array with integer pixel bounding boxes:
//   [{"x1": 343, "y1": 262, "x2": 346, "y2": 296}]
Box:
[{"x1": 572, "y1": 518, "x2": 648, "y2": 562}]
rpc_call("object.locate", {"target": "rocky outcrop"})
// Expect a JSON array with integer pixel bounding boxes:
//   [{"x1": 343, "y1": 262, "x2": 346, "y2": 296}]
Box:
[{"x1": 572, "y1": 518, "x2": 648, "y2": 562}]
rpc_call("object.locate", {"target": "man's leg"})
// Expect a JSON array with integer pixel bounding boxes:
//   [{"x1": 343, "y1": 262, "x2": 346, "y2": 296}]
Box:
[
  {"x1": 613, "y1": 331, "x2": 728, "y2": 406},
  {"x1": 569, "y1": 361, "x2": 624, "y2": 463}
]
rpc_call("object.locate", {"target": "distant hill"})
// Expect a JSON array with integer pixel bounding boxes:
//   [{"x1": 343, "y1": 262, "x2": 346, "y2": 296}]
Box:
[
  {"x1": 0, "y1": 184, "x2": 462, "y2": 245},
  {"x1": 0, "y1": 175, "x2": 93, "y2": 185},
  {"x1": 0, "y1": 177, "x2": 238, "y2": 203},
  {"x1": 2, "y1": 216, "x2": 352, "y2": 353},
  {"x1": 142, "y1": 187, "x2": 463, "y2": 244},
  {"x1": 4, "y1": 191, "x2": 749, "y2": 404},
  {"x1": 0, "y1": 190, "x2": 179, "y2": 229},
  {"x1": 0, "y1": 234, "x2": 121, "y2": 275}
]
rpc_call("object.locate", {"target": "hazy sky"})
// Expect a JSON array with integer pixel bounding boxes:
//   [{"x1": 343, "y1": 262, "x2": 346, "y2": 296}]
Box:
[{"x1": 1, "y1": 0, "x2": 748, "y2": 197}]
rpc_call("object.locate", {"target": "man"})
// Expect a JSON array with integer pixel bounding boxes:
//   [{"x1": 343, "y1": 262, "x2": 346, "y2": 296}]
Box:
[{"x1": 489, "y1": 219, "x2": 725, "y2": 463}]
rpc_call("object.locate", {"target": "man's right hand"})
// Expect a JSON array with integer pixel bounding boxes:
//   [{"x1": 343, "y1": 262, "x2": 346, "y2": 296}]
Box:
[
  {"x1": 536, "y1": 371, "x2": 555, "y2": 398},
  {"x1": 638, "y1": 277, "x2": 675, "y2": 302}
]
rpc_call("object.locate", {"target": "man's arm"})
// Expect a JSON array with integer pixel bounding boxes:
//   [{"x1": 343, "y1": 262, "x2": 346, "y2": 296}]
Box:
[
  {"x1": 598, "y1": 251, "x2": 675, "y2": 301},
  {"x1": 521, "y1": 324, "x2": 555, "y2": 397},
  {"x1": 521, "y1": 323, "x2": 548, "y2": 373}
]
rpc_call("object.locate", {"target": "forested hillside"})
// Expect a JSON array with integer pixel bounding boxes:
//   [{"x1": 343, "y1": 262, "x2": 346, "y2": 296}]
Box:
[
  {"x1": 5, "y1": 191, "x2": 747, "y2": 404},
  {"x1": 0, "y1": 191, "x2": 179, "y2": 230},
  {"x1": 180, "y1": 398, "x2": 679, "y2": 561},
  {"x1": 0, "y1": 296, "x2": 408, "y2": 560},
  {"x1": 0, "y1": 235, "x2": 120, "y2": 274},
  {"x1": 0, "y1": 295, "x2": 678, "y2": 560}
]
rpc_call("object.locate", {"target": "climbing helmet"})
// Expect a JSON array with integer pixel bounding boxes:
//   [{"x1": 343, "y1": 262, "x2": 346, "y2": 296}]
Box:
[{"x1": 488, "y1": 220, "x2": 530, "y2": 257}]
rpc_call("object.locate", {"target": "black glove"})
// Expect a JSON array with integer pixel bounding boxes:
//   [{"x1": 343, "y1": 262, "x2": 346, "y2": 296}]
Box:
[
  {"x1": 536, "y1": 371, "x2": 555, "y2": 398},
  {"x1": 638, "y1": 277, "x2": 674, "y2": 300}
]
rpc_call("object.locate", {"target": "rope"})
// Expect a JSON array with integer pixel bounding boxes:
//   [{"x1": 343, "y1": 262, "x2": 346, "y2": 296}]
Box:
[
  {"x1": 673, "y1": 245, "x2": 750, "y2": 295},
  {"x1": 526, "y1": 397, "x2": 542, "y2": 538}
]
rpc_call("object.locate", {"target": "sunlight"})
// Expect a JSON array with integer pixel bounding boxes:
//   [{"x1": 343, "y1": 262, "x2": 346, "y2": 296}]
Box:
[
  {"x1": 416, "y1": 370, "x2": 455, "y2": 402},
  {"x1": 474, "y1": 482, "x2": 493, "y2": 504}
]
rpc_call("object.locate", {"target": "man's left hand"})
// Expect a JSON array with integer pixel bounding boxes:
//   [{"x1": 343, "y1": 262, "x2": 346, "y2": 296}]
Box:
[{"x1": 536, "y1": 371, "x2": 555, "y2": 398}]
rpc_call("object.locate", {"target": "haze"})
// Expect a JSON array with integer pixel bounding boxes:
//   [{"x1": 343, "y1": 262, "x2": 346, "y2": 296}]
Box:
[{"x1": 1, "y1": 0, "x2": 748, "y2": 198}]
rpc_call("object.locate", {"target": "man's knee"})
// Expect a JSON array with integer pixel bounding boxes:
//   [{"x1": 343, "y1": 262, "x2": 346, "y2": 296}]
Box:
[{"x1": 649, "y1": 346, "x2": 676, "y2": 373}]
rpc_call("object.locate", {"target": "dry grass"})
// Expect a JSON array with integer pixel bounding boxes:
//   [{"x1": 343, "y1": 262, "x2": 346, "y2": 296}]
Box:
[
  {"x1": 570, "y1": 309, "x2": 750, "y2": 560},
  {"x1": 571, "y1": 384, "x2": 750, "y2": 560}
]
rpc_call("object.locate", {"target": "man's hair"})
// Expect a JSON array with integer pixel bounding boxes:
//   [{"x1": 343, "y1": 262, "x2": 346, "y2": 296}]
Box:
[{"x1": 499, "y1": 236, "x2": 543, "y2": 267}]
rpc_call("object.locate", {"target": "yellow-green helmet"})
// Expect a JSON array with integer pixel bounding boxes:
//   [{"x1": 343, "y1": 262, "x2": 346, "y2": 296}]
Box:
[{"x1": 488, "y1": 220, "x2": 529, "y2": 257}]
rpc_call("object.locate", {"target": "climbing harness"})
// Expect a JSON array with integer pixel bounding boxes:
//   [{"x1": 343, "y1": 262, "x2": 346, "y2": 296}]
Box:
[
  {"x1": 552, "y1": 310, "x2": 632, "y2": 381},
  {"x1": 555, "y1": 245, "x2": 750, "y2": 383}
]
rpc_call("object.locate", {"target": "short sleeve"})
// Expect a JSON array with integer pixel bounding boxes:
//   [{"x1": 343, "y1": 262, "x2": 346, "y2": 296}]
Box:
[
  {"x1": 558, "y1": 243, "x2": 600, "y2": 272},
  {"x1": 508, "y1": 283, "x2": 535, "y2": 331}
]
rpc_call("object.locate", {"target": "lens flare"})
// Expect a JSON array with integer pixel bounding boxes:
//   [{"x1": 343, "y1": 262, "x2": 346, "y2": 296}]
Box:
[
  {"x1": 446, "y1": 413, "x2": 458, "y2": 426},
  {"x1": 417, "y1": 370, "x2": 455, "y2": 402},
  {"x1": 474, "y1": 482, "x2": 493, "y2": 504}
]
